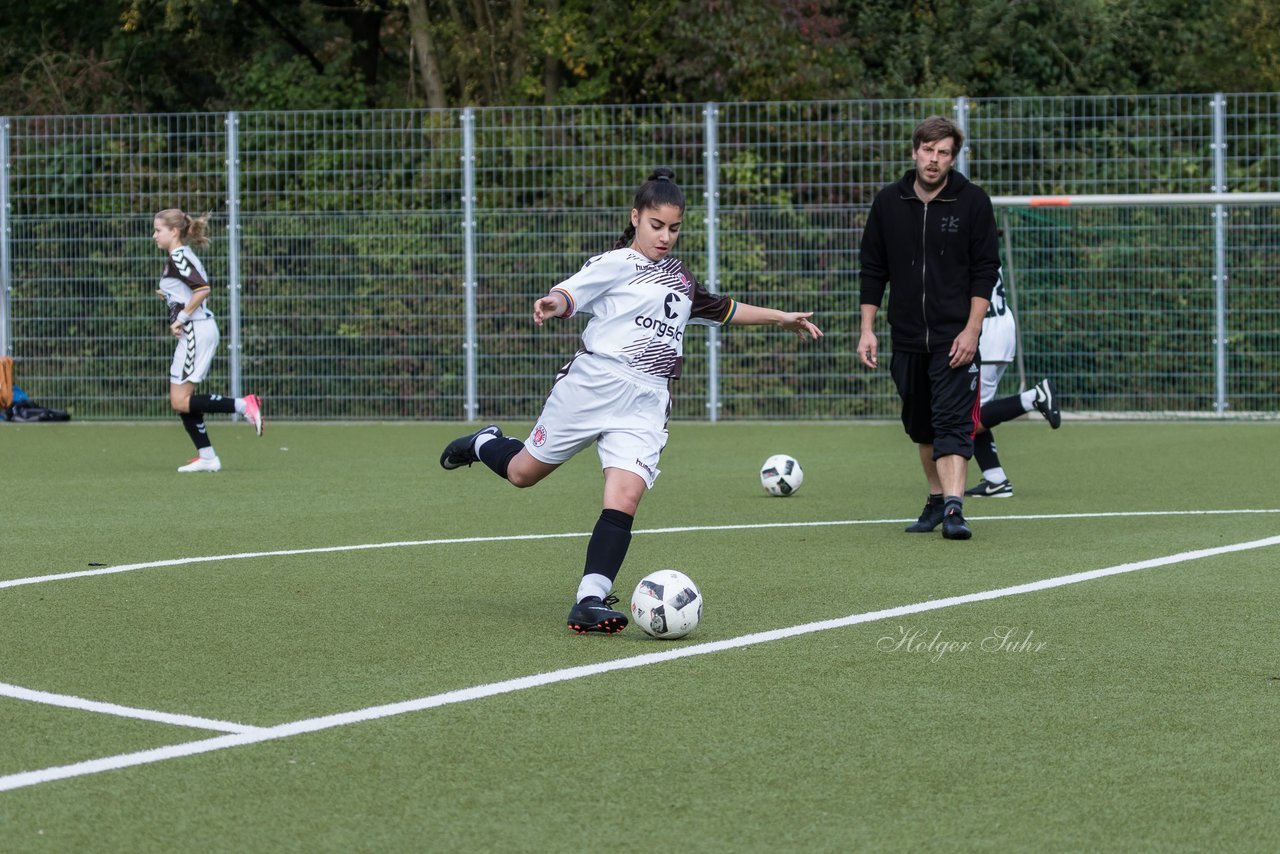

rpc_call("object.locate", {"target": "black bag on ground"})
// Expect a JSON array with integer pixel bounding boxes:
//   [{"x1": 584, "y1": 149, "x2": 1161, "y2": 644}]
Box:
[{"x1": 4, "y1": 400, "x2": 71, "y2": 422}]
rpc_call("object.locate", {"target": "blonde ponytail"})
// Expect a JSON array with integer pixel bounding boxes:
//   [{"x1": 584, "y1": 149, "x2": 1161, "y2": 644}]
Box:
[{"x1": 155, "y1": 208, "x2": 212, "y2": 249}]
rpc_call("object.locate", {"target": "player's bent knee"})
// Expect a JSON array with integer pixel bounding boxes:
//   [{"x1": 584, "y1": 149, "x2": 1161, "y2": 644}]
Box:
[
  {"x1": 505, "y1": 463, "x2": 547, "y2": 489},
  {"x1": 506, "y1": 470, "x2": 539, "y2": 488}
]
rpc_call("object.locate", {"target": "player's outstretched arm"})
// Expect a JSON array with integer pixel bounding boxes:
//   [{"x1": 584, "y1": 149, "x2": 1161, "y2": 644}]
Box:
[
  {"x1": 729, "y1": 303, "x2": 823, "y2": 340},
  {"x1": 533, "y1": 291, "x2": 569, "y2": 327}
]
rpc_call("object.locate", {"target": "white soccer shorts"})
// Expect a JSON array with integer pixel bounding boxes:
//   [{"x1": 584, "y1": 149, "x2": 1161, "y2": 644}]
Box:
[
  {"x1": 525, "y1": 353, "x2": 669, "y2": 489},
  {"x1": 979, "y1": 361, "x2": 1010, "y2": 405},
  {"x1": 169, "y1": 318, "x2": 220, "y2": 385}
]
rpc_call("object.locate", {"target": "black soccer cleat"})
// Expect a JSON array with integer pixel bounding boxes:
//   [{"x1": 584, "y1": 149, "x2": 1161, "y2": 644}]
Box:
[
  {"x1": 567, "y1": 595, "x2": 628, "y2": 635},
  {"x1": 1033, "y1": 378, "x2": 1061, "y2": 429},
  {"x1": 942, "y1": 505, "x2": 973, "y2": 540},
  {"x1": 905, "y1": 497, "x2": 945, "y2": 533},
  {"x1": 439, "y1": 424, "x2": 503, "y2": 470},
  {"x1": 965, "y1": 478, "x2": 1013, "y2": 498}
]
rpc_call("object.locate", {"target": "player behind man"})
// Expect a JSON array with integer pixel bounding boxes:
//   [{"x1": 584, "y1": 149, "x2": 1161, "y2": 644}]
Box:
[{"x1": 965, "y1": 264, "x2": 1061, "y2": 498}]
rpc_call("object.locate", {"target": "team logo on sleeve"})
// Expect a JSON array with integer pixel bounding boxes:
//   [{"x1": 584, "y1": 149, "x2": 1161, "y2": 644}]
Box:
[
  {"x1": 171, "y1": 249, "x2": 193, "y2": 278},
  {"x1": 532, "y1": 424, "x2": 548, "y2": 447}
]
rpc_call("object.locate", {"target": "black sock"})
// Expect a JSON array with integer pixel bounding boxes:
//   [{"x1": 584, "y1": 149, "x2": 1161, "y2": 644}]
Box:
[
  {"x1": 944, "y1": 496, "x2": 963, "y2": 513},
  {"x1": 477, "y1": 436, "x2": 524, "y2": 479},
  {"x1": 180, "y1": 412, "x2": 212, "y2": 450},
  {"x1": 973, "y1": 431, "x2": 1000, "y2": 472},
  {"x1": 926, "y1": 492, "x2": 943, "y2": 507},
  {"x1": 980, "y1": 394, "x2": 1026, "y2": 430},
  {"x1": 583, "y1": 509, "x2": 634, "y2": 586},
  {"x1": 189, "y1": 393, "x2": 236, "y2": 414}
]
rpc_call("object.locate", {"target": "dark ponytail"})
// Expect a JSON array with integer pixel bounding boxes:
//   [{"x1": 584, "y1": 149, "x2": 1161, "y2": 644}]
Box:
[{"x1": 613, "y1": 168, "x2": 685, "y2": 250}]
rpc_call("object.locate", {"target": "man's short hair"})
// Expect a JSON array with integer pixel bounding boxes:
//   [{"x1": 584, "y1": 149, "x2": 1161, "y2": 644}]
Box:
[{"x1": 912, "y1": 116, "x2": 965, "y2": 154}]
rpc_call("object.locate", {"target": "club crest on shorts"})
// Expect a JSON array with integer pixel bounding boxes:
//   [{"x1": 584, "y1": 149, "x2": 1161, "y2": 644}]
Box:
[{"x1": 532, "y1": 424, "x2": 548, "y2": 446}]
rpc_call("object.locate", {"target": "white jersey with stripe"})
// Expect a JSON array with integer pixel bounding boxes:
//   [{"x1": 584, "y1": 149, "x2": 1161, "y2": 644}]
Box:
[
  {"x1": 157, "y1": 246, "x2": 214, "y2": 322},
  {"x1": 979, "y1": 266, "x2": 1017, "y2": 363},
  {"x1": 551, "y1": 247, "x2": 736, "y2": 382}
]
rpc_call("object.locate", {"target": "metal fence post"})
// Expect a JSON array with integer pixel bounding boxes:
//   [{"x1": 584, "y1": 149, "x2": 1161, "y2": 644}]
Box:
[
  {"x1": 954, "y1": 96, "x2": 969, "y2": 176},
  {"x1": 461, "y1": 107, "x2": 478, "y2": 422},
  {"x1": 703, "y1": 103, "x2": 720, "y2": 423},
  {"x1": 225, "y1": 112, "x2": 243, "y2": 400},
  {"x1": 1211, "y1": 93, "x2": 1228, "y2": 414},
  {"x1": 0, "y1": 117, "x2": 10, "y2": 358}
]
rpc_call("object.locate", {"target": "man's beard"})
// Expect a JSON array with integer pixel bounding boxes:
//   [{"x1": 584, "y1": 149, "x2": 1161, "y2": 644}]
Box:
[{"x1": 916, "y1": 167, "x2": 947, "y2": 192}]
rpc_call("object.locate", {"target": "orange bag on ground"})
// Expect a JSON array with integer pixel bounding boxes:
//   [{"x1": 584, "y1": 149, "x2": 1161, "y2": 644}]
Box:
[{"x1": 0, "y1": 356, "x2": 13, "y2": 409}]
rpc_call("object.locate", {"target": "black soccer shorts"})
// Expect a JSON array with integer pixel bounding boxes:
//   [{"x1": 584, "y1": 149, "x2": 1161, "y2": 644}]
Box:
[{"x1": 889, "y1": 349, "x2": 982, "y2": 459}]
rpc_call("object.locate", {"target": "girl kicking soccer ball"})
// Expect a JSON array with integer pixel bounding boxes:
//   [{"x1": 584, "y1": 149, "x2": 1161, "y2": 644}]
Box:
[{"x1": 440, "y1": 169, "x2": 822, "y2": 633}]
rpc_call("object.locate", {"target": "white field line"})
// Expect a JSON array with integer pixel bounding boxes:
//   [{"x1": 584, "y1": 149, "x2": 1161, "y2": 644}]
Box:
[
  {"x1": 2, "y1": 531, "x2": 1278, "y2": 794},
  {"x1": 3, "y1": 508, "x2": 1279, "y2": 592},
  {"x1": 0, "y1": 683, "x2": 265, "y2": 734}
]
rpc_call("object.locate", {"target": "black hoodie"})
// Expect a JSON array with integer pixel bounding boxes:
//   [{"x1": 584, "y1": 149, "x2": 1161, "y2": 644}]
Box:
[{"x1": 858, "y1": 169, "x2": 1000, "y2": 353}]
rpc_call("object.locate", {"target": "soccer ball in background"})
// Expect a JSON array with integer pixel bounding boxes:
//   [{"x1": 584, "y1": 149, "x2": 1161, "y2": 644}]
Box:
[
  {"x1": 630, "y1": 569, "x2": 703, "y2": 639},
  {"x1": 760, "y1": 454, "x2": 804, "y2": 496}
]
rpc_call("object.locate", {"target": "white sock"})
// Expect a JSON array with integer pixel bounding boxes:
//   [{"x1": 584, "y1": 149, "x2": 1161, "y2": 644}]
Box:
[
  {"x1": 473, "y1": 432, "x2": 497, "y2": 453},
  {"x1": 576, "y1": 573, "x2": 612, "y2": 603},
  {"x1": 234, "y1": 399, "x2": 247, "y2": 415},
  {"x1": 983, "y1": 467, "x2": 1008, "y2": 484},
  {"x1": 198, "y1": 447, "x2": 218, "y2": 460},
  {"x1": 1020, "y1": 389, "x2": 1036, "y2": 411}
]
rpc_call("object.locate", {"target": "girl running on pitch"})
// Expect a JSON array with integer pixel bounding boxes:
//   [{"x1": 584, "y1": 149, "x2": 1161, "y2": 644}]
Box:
[
  {"x1": 152, "y1": 209, "x2": 263, "y2": 472},
  {"x1": 439, "y1": 168, "x2": 823, "y2": 634}
]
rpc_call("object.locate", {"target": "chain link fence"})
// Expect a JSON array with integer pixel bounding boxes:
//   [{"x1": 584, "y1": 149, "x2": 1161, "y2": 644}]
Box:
[{"x1": 1, "y1": 94, "x2": 1277, "y2": 420}]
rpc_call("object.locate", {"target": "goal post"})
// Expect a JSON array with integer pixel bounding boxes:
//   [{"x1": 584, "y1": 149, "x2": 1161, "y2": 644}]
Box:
[{"x1": 990, "y1": 192, "x2": 1280, "y2": 417}]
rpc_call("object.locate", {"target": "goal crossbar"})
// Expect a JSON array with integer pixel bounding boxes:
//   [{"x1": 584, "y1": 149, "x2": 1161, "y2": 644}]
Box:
[{"x1": 991, "y1": 192, "x2": 1280, "y2": 207}]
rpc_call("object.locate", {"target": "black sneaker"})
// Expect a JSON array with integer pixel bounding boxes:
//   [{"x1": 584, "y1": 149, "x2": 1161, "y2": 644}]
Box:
[
  {"x1": 965, "y1": 478, "x2": 1013, "y2": 498},
  {"x1": 942, "y1": 505, "x2": 973, "y2": 540},
  {"x1": 439, "y1": 425, "x2": 502, "y2": 470},
  {"x1": 905, "y1": 497, "x2": 945, "y2": 533},
  {"x1": 1033, "y1": 379, "x2": 1061, "y2": 429},
  {"x1": 567, "y1": 595, "x2": 628, "y2": 634}
]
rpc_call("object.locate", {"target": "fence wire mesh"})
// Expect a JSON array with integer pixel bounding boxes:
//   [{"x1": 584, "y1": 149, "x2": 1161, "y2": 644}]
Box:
[{"x1": 2, "y1": 94, "x2": 1277, "y2": 421}]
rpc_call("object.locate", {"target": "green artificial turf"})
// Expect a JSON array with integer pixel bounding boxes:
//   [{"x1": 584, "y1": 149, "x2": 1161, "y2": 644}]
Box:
[{"x1": 1, "y1": 420, "x2": 1277, "y2": 851}]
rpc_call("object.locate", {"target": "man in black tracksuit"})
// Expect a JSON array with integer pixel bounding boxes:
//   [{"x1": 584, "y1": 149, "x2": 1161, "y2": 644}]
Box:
[{"x1": 857, "y1": 115, "x2": 1000, "y2": 540}]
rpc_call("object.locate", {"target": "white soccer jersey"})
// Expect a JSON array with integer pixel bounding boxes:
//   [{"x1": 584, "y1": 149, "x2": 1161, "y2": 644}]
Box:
[
  {"x1": 551, "y1": 248, "x2": 736, "y2": 381},
  {"x1": 979, "y1": 266, "x2": 1017, "y2": 363},
  {"x1": 157, "y1": 246, "x2": 214, "y2": 322}
]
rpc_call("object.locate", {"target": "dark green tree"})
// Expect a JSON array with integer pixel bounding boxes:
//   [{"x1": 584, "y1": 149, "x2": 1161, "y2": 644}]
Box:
[{"x1": 4, "y1": 0, "x2": 1280, "y2": 115}]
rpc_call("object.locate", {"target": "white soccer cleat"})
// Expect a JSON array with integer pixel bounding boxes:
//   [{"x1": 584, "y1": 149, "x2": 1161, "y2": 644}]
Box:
[
  {"x1": 242, "y1": 394, "x2": 264, "y2": 437},
  {"x1": 178, "y1": 456, "x2": 222, "y2": 473}
]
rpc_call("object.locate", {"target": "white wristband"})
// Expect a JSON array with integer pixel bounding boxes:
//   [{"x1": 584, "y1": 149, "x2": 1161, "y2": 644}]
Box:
[{"x1": 177, "y1": 310, "x2": 192, "y2": 323}]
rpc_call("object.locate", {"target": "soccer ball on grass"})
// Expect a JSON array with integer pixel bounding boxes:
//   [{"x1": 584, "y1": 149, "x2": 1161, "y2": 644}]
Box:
[
  {"x1": 630, "y1": 569, "x2": 703, "y2": 639},
  {"x1": 760, "y1": 454, "x2": 804, "y2": 496}
]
